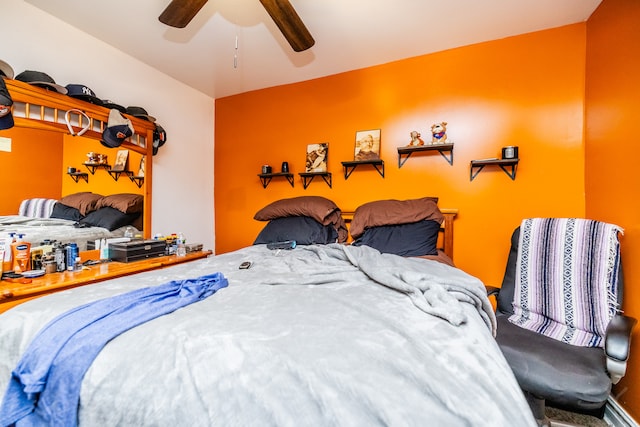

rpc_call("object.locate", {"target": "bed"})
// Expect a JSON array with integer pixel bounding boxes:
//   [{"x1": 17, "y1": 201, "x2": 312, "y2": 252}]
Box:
[
  {"x1": 0, "y1": 196, "x2": 536, "y2": 426},
  {"x1": 0, "y1": 193, "x2": 143, "y2": 251}
]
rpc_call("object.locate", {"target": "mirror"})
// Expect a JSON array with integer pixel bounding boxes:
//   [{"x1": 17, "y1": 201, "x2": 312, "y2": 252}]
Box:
[{"x1": 0, "y1": 79, "x2": 153, "y2": 237}]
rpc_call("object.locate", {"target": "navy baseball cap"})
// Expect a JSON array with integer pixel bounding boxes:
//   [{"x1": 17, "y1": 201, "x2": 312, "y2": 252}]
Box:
[
  {"x1": 0, "y1": 77, "x2": 14, "y2": 130},
  {"x1": 65, "y1": 84, "x2": 103, "y2": 105},
  {"x1": 101, "y1": 109, "x2": 134, "y2": 148}
]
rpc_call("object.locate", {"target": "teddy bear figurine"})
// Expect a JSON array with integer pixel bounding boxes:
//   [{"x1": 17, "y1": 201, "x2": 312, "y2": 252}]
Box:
[
  {"x1": 431, "y1": 122, "x2": 448, "y2": 144},
  {"x1": 407, "y1": 130, "x2": 424, "y2": 146}
]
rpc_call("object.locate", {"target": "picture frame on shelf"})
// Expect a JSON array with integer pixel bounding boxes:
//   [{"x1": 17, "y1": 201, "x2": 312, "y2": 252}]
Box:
[
  {"x1": 137, "y1": 155, "x2": 146, "y2": 177},
  {"x1": 112, "y1": 149, "x2": 129, "y2": 172},
  {"x1": 354, "y1": 129, "x2": 381, "y2": 161},
  {"x1": 305, "y1": 143, "x2": 328, "y2": 172}
]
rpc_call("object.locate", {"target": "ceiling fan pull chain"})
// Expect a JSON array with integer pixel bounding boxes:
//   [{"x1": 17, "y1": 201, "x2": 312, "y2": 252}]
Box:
[{"x1": 234, "y1": 35, "x2": 239, "y2": 69}]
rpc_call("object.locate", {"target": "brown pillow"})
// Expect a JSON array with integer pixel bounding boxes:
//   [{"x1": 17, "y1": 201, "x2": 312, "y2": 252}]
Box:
[
  {"x1": 349, "y1": 197, "x2": 444, "y2": 239},
  {"x1": 254, "y1": 196, "x2": 348, "y2": 243},
  {"x1": 95, "y1": 193, "x2": 144, "y2": 214},
  {"x1": 59, "y1": 192, "x2": 104, "y2": 216}
]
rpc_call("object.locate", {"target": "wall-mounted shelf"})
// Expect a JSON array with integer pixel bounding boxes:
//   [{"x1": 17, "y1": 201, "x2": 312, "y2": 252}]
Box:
[
  {"x1": 83, "y1": 162, "x2": 111, "y2": 175},
  {"x1": 299, "y1": 172, "x2": 332, "y2": 189},
  {"x1": 258, "y1": 172, "x2": 294, "y2": 189},
  {"x1": 129, "y1": 176, "x2": 144, "y2": 188},
  {"x1": 397, "y1": 143, "x2": 454, "y2": 167},
  {"x1": 67, "y1": 172, "x2": 88, "y2": 183},
  {"x1": 341, "y1": 159, "x2": 385, "y2": 179},
  {"x1": 108, "y1": 170, "x2": 134, "y2": 181},
  {"x1": 470, "y1": 158, "x2": 519, "y2": 181}
]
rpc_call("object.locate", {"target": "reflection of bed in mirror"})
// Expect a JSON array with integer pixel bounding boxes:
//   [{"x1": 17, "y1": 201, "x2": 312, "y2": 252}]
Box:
[
  {"x1": 0, "y1": 193, "x2": 144, "y2": 251},
  {"x1": 0, "y1": 78, "x2": 154, "y2": 237}
]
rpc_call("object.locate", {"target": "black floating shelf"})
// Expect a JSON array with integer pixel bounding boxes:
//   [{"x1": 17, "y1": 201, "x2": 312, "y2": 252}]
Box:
[
  {"x1": 341, "y1": 159, "x2": 385, "y2": 179},
  {"x1": 67, "y1": 172, "x2": 88, "y2": 183},
  {"x1": 397, "y1": 142, "x2": 454, "y2": 167},
  {"x1": 299, "y1": 172, "x2": 332, "y2": 189},
  {"x1": 258, "y1": 172, "x2": 294, "y2": 189},
  {"x1": 129, "y1": 176, "x2": 144, "y2": 188},
  {"x1": 83, "y1": 162, "x2": 111, "y2": 175},
  {"x1": 470, "y1": 158, "x2": 519, "y2": 181},
  {"x1": 108, "y1": 170, "x2": 134, "y2": 181}
]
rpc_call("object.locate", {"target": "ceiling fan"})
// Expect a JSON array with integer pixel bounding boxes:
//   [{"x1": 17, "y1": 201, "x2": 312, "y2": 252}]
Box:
[{"x1": 158, "y1": 0, "x2": 315, "y2": 52}]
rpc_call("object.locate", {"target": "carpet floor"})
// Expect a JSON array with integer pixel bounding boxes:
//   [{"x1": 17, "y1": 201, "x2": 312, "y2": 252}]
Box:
[{"x1": 546, "y1": 407, "x2": 610, "y2": 426}]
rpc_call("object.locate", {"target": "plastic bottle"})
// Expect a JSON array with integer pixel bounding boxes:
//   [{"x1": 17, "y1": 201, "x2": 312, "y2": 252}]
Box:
[
  {"x1": 176, "y1": 233, "x2": 186, "y2": 257},
  {"x1": 4, "y1": 232, "x2": 16, "y2": 270},
  {"x1": 11, "y1": 234, "x2": 31, "y2": 273},
  {"x1": 100, "y1": 238, "x2": 109, "y2": 261}
]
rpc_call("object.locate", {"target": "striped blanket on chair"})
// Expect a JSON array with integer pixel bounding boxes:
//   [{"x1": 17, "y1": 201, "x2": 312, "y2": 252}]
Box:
[{"x1": 509, "y1": 218, "x2": 622, "y2": 347}]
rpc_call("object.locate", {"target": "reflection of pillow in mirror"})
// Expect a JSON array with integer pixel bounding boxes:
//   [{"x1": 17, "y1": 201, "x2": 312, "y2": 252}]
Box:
[
  {"x1": 254, "y1": 216, "x2": 338, "y2": 245},
  {"x1": 351, "y1": 220, "x2": 441, "y2": 256},
  {"x1": 350, "y1": 197, "x2": 443, "y2": 239},
  {"x1": 50, "y1": 203, "x2": 82, "y2": 221},
  {"x1": 96, "y1": 193, "x2": 143, "y2": 214},
  {"x1": 18, "y1": 198, "x2": 58, "y2": 218},
  {"x1": 79, "y1": 207, "x2": 140, "y2": 231},
  {"x1": 59, "y1": 192, "x2": 104, "y2": 216}
]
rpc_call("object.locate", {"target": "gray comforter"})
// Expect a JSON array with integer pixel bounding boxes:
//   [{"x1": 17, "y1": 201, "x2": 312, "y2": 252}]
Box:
[{"x1": 0, "y1": 243, "x2": 535, "y2": 426}]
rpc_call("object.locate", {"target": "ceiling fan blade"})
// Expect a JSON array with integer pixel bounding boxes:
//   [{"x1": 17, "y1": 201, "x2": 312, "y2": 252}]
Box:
[
  {"x1": 159, "y1": 0, "x2": 208, "y2": 28},
  {"x1": 258, "y1": 0, "x2": 315, "y2": 52}
]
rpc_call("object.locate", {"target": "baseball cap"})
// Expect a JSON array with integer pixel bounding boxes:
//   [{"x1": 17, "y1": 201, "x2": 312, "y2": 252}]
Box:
[
  {"x1": 0, "y1": 59, "x2": 14, "y2": 79},
  {"x1": 65, "y1": 84, "x2": 103, "y2": 105},
  {"x1": 102, "y1": 99, "x2": 126, "y2": 113},
  {"x1": 152, "y1": 123, "x2": 167, "y2": 155},
  {"x1": 0, "y1": 77, "x2": 14, "y2": 130},
  {"x1": 101, "y1": 109, "x2": 134, "y2": 148},
  {"x1": 15, "y1": 70, "x2": 68, "y2": 94},
  {"x1": 125, "y1": 106, "x2": 156, "y2": 122}
]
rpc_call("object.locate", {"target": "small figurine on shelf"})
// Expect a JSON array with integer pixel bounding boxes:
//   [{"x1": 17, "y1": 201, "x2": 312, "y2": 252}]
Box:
[
  {"x1": 407, "y1": 130, "x2": 424, "y2": 147},
  {"x1": 86, "y1": 152, "x2": 99, "y2": 164},
  {"x1": 430, "y1": 122, "x2": 449, "y2": 144}
]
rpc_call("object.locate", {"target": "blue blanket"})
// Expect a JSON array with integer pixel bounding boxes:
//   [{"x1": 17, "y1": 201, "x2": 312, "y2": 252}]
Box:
[{"x1": 0, "y1": 272, "x2": 228, "y2": 427}]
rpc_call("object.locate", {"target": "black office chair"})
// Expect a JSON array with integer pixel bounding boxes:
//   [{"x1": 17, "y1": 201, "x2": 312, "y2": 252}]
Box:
[{"x1": 487, "y1": 220, "x2": 637, "y2": 427}]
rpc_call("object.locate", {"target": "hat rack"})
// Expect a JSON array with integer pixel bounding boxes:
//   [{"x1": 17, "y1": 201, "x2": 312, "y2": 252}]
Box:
[{"x1": 4, "y1": 79, "x2": 154, "y2": 156}]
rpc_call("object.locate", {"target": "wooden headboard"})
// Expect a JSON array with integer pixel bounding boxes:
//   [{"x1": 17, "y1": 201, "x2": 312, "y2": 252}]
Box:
[{"x1": 342, "y1": 208, "x2": 458, "y2": 260}]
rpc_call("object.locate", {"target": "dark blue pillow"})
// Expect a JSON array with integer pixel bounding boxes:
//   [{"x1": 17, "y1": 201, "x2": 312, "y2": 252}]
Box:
[
  {"x1": 352, "y1": 220, "x2": 441, "y2": 256},
  {"x1": 254, "y1": 216, "x2": 338, "y2": 245},
  {"x1": 50, "y1": 202, "x2": 82, "y2": 221},
  {"x1": 79, "y1": 207, "x2": 139, "y2": 231}
]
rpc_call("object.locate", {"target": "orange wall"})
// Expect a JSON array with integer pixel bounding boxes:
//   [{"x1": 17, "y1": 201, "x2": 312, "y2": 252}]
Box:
[
  {"x1": 0, "y1": 130, "x2": 143, "y2": 215},
  {"x1": 0, "y1": 128, "x2": 62, "y2": 214},
  {"x1": 215, "y1": 24, "x2": 587, "y2": 290},
  {"x1": 586, "y1": 0, "x2": 640, "y2": 419}
]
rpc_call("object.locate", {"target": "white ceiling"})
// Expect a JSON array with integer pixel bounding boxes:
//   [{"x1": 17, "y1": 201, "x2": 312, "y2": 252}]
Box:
[{"x1": 25, "y1": 0, "x2": 602, "y2": 99}]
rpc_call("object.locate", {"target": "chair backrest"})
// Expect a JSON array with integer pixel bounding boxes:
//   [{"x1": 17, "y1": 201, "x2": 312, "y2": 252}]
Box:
[{"x1": 497, "y1": 225, "x2": 624, "y2": 317}]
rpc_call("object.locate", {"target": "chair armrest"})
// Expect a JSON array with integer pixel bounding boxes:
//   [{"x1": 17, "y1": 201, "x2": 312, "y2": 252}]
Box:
[
  {"x1": 485, "y1": 285, "x2": 500, "y2": 298},
  {"x1": 606, "y1": 314, "x2": 637, "y2": 361},
  {"x1": 605, "y1": 313, "x2": 637, "y2": 384}
]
